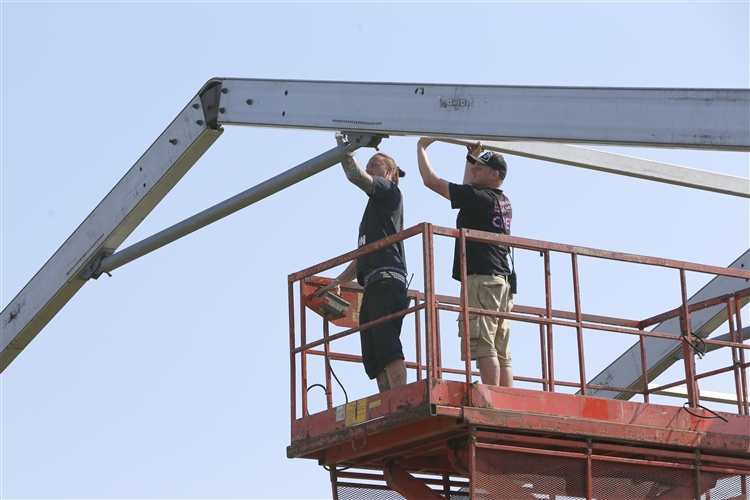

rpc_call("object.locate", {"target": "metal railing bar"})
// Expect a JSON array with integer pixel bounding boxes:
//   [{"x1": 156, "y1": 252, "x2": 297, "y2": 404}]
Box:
[
  {"x1": 293, "y1": 303, "x2": 424, "y2": 354},
  {"x1": 289, "y1": 224, "x2": 423, "y2": 282},
  {"x1": 639, "y1": 287, "x2": 750, "y2": 329},
  {"x1": 431, "y1": 225, "x2": 750, "y2": 279}
]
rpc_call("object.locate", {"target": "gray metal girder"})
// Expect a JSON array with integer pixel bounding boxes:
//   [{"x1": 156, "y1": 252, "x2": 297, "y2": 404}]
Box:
[
  {"x1": 216, "y1": 79, "x2": 750, "y2": 150},
  {"x1": 0, "y1": 89, "x2": 223, "y2": 372}
]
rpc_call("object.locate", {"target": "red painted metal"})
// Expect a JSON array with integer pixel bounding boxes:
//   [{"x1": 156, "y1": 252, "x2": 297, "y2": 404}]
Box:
[
  {"x1": 680, "y1": 269, "x2": 700, "y2": 407},
  {"x1": 322, "y1": 320, "x2": 333, "y2": 410},
  {"x1": 728, "y1": 298, "x2": 745, "y2": 415},
  {"x1": 433, "y1": 226, "x2": 750, "y2": 279},
  {"x1": 285, "y1": 223, "x2": 750, "y2": 499},
  {"x1": 539, "y1": 318, "x2": 549, "y2": 391},
  {"x1": 469, "y1": 429, "x2": 477, "y2": 500},
  {"x1": 544, "y1": 250, "x2": 555, "y2": 392},
  {"x1": 638, "y1": 287, "x2": 750, "y2": 329},
  {"x1": 572, "y1": 253, "x2": 587, "y2": 395},
  {"x1": 383, "y1": 459, "x2": 446, "y2": 500},
  {"x1": 459, "y1": 230, "x2": 473, "y2": 403},
  {"x1": 586, "y1": 443, "x2": 593, "y2": 500},
  {"x1": 414, "y1": 294, "x2": 422, "y2": 381},
  {"x1": 736, "y1": 295, "x2": 749, "y2": 415},
  {"x1": 422, "y1": 223, "x2": 436, "y2": 389},
  {"x1": 639, "y1": 331, "x2": 650, "y2": 403},
  {"x1": 290, "y1": 280, "x2": 298, "y2": 421}
]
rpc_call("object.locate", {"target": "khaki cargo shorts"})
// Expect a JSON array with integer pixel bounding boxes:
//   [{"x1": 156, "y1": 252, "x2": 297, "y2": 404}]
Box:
[{"x1": 457, "y1": 274, "x2": 513, "y2": 366}]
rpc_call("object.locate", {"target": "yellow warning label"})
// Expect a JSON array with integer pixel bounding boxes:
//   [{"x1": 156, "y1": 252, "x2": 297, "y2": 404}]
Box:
[
  {"x1": 368, "y1": 400, "x2": 382, "y2": 409},
  {"x1": 345, "y1": 398, "x2": 367, "y2": 426}
]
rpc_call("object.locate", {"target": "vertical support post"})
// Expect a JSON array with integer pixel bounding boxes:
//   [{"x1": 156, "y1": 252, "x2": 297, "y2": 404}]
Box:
[
  {"x1": 693, "y1": 451, "x2": 702, "y2": 500},
  {"x1": 469, "y1": 427, "x2": 477, "y2": 500},
  {"x1": 727, "y1": 298, "x2": 744, "y2": 415},
  {"x1": 539, "y1": 318, "x2": 549, "y2": 391},
  {"x1": 585, "y1": 439, "x2": 593, "y2": 500},
  {"x1": 323, "y1": 320, "x2": 333, "y2": 410},
  {"x1": 422, "y1": 224, "x2": 437, "y2": 389},
  {"x1": 442, "y1": 473, "x2": 451, "y2": 499},
  {"x1": 329, "y1": 466, "x2": 340, "y2": 500},
  {"x1": 414, "y1": 294, "x2": 423, "y2": 381},
  {"x1": 571, "y1": 254, "x2": 587, "y2": 395},
  {"x1": 460, "y1": 230, "x2": 473, "y2": 401},
  {"x1": 679, "y1": 269, "x2": 700, "y2": 408},
  {"x1": 639, "y1": 332, "x2": 650, "y2": 404},
  {"x1": 435, "y1": 300, "x2": 443, "y2": 379},
  {"x1": 299, "y1": 280, "x2": 308, "y2": 417},
  {"x1": 735, "y1": 296, "x2": 749, "y2": 415},
  {"x1": 289, "y1": 279, "x2": 298, "y2": 423},
  {"x1": 544, "y1": 251, "x2": 555, "y2": 392}
]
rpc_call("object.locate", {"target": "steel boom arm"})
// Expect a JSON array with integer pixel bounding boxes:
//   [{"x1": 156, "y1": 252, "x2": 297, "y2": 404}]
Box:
[{"x1": 2, "y1": 78, "x2": 748, "y2": 373}]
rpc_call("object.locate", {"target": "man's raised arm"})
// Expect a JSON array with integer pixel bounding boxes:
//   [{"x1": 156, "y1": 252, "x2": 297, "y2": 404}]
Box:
[
  {"x1": 336, "y1": 133, "x2": 375, "y2": 194},
  {"x1": 416, "y1": 137, "x2": 451, "y2": 200}
]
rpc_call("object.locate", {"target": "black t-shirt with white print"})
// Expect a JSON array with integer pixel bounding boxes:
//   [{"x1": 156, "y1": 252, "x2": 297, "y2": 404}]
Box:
[
  {"x1": 448, "y1": 182, "x2": 512, "y2": 281},
  {"x1": 356, "y1": 176, "x2": 406, "y2": 285}
]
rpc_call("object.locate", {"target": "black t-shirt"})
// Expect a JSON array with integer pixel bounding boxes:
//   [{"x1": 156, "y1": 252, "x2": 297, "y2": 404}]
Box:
[
  {"x1": 448, "y1": 183, "x2": 512, "y2": 281},
  {"x1": 356, "y1": 176, "x2": 406, "y2": 285}
]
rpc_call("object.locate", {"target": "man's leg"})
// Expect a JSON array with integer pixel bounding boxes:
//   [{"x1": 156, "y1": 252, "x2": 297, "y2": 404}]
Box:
[
  {"x1": 477, "y1": 356, "x2": 501, "y2": 386},
  {"x1": 385, "y1": 358, "x2": 407, "y2": 388},
  {"x1": 499, "y1": 366, "x2": 513, "y2": 388},
  {"x1": 376, "y1": 370, "x2": 391, "y2": 392}
]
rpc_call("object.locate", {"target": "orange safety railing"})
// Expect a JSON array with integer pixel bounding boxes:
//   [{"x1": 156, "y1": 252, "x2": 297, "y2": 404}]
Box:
[{"x1": 288, "y1": 223, "x2": 750, "y2": 423}]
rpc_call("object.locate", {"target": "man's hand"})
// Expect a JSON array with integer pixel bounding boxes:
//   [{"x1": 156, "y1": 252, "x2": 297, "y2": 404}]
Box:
[
  {"x1": 418, "y1": 137, "x2": 438, "y2": 149},
  {"x1": 466, "y1": 141, "x2": 482, "y2": 158},
  {"x1": 313, "y1": 279, "x2": 341, "y2": 298}
]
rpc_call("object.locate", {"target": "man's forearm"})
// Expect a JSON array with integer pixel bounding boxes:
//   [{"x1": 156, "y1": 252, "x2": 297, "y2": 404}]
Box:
[
  {"x1": 336, "y1": 134, "x2": 373, "y2": 192},
  {"x1": 417, "y1": 141, "x2": 450, "y2": 199},
  {"x1": 335, "y1": 260, "x2": 358, "y2": 285},
  {"x1": 340, "y1": 155, "x2": 373, "y2": 192}
]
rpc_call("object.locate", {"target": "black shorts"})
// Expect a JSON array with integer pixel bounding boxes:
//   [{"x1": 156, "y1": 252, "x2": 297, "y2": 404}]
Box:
[{"x1": 359, "y1": 278, "x2": 409, "y2": 380}]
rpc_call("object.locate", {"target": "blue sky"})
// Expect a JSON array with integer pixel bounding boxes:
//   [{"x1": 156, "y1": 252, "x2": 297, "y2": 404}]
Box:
[{"x1": 1, "y1": 2, "x2": 748, "y2": 498}]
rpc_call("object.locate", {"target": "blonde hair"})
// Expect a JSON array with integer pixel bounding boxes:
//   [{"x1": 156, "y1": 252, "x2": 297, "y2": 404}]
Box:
[{"x1": 373, "y1": 152, "x2": 406, "y2": 186}]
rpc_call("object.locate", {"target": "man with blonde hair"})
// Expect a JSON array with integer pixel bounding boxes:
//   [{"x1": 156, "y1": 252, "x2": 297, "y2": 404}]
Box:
[{"x1": 317, "y1": 134, "x2": 408, "y2": 393}]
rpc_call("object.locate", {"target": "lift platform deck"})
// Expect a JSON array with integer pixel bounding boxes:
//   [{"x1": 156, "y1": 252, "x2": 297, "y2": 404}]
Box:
[{"x1": 287, "y1": 223, "x2": 750, "y2": 499}]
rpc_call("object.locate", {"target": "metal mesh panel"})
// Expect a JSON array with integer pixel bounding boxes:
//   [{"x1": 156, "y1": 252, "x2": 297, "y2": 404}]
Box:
[
  {"x1": 702, "y1": 474, "x2": 749, "y2": 500},
  {"x1": 336, "y1": 485, "x2": 406, "y2": 500},
  {"x1": 474, "y1": 448, "x2": 587, "y2": 499},
  {"x1": 335, "y1": 482, "x2": 469, "y2": 499},
  {"x1": 592, "y1": 459, "x2": 696, "y2": 499}
]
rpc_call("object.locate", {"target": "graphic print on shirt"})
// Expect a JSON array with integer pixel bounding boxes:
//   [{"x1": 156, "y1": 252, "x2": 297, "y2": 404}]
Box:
[{"x1": 492, "y1": 198, "x2": 512, "y2": 233}]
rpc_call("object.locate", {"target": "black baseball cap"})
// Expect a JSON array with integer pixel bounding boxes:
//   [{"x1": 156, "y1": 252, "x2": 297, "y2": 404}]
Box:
[{"x1": 467, "y1": 150, "x2": 508, "y2": 180}]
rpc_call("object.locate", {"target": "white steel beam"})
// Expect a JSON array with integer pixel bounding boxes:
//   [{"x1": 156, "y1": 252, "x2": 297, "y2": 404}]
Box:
[
  {"x1": 0, "y1": 89, "x2": 223, "y2": 372},
  {"x1": 216, "y1": 79, "x2": 750, "y2": 150},
  {"x1": 441, "y1": 139, "x2": 750, "y2": 198}
]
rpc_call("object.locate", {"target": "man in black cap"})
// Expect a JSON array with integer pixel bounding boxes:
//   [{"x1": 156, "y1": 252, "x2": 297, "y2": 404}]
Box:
[{"x1": 416, "y1": 138, "x2": 514, "y2": 387}]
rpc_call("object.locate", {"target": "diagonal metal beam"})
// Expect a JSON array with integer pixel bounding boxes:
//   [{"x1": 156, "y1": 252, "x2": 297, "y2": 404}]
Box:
[
  {"x1": 1, "y1": 87, "x2": 223, "y2": 373},
  {"x1": 583, "y1": 250, "x2": 750, "y2": 400},
  {"x1": 441, "y1": 139, "x2": 750, "y2": 198}
]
